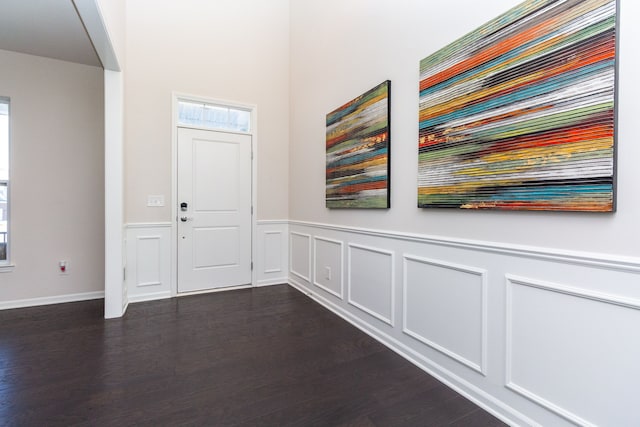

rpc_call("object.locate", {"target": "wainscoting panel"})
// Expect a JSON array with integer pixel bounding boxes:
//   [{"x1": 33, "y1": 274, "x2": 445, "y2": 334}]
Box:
[
  {"x1": 264, "y1": 232, "x2": 282, "y2": 272},
  {"x1": 126, "y1": 223, "x2": 172, "y2": 303},
  {"x1": 506, "y1": 275, "x2": 640, "y2": 427},
  {"x1": 256, "y1": 221, "x2": 288, "y2": 287},
  {"x1": 136, "y1": 236, "x2": 162, "y2": 287},
  {"x1": 347, "y1": 244, "x2": 395, "y2": 326},
  {"x1": 313, "y1": 236, "x2": 343, "y2": 299},
  {"x1": 403, "y1": 255, "x2": 486, "y2": 374},
  {"x1": 287, "y1": 220, "x2": 640, "y2": 427},
  {"x1": 348, "y1": 244, "x2": 394, "y2": 326},
  {"x1": 290, "y1": 231, "x2": 311, "y2": 283}
]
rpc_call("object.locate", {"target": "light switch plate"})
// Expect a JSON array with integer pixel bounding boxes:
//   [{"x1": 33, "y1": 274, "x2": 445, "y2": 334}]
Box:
[{"x1": 147, "y1": 195, "x2": 165, "y2": 207}]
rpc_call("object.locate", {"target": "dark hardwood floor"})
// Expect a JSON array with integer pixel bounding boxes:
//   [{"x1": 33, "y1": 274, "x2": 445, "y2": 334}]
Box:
[{"x1": 0, "y1": 285, "x2": 507, "y2": 426}]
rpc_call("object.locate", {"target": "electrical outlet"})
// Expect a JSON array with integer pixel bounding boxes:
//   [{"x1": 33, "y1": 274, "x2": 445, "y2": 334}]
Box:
[
  {"x1": 324, "y1": 266, "x2": 332, "y2": 281},
  {"x1": 59, "y1": 260, "x2": 69, "y2": 275}
]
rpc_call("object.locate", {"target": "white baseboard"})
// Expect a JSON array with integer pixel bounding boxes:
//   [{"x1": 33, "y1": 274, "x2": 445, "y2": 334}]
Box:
[
  {"x1": 256, "y1": 278, "x2": 288, "y2": 287},
  {"x1": 0, "y1": 291, "x2": 105, "y2": 311},
  {"x1": 128, "y1": 291, "x2": 172, "y2": 304}
]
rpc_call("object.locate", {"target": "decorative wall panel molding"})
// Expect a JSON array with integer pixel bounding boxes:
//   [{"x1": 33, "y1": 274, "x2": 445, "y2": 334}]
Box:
[
  {"x1": 288, "y1": 220, "x2": 640, "y2": 427},
  {"x1": 347, "y1": 243, "x2": 394, "y2": 326},
  {"x1": 313, "y1": 236, "x2": 344, "y2": 299},
  {"x1": 289, "y1": 231, "x2": 311, "y2": 282},
  {"x1": 125, "y1": 223, "x2": 172, "y2": 303},
  {"x1": 506, "y1": 274, "x2": 640, "y2": 426},
  {"x1": 256, "y1": 221, "x2": 289, "y2": 287},
  {"x1": 403, "y1": 255, "x2": 487, "y2": 374},
  {"x1": 135, "y1": 236, "x2": 162, "y2": 287},
  {"x1": 263, "y1": 231, "x2": 283, "y2": 273},
  {"x1": 288, "y1": 220, "x2": 639, "y2": 272}
]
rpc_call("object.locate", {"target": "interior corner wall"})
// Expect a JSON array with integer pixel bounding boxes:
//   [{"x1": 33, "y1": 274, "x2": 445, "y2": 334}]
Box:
[
  {"x1": 124, "y1": 0, "x2": 290, "y2": 224},
  {"x1": 289, "y1": 0, "x2": 640, "y2": 257},
  {"x1": 0, "y1": 49, "x2": 105, "y2": 304}
]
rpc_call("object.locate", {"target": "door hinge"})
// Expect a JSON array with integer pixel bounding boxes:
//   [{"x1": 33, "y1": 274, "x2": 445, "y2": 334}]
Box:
[
  {"x1": 251, "y1": 261, "x2": 254, "y2": 270},
  {"x1": 123, "y1": 267, "x2": 126, "y2": 281},
  {"x1": 251, "y1": 206, "x2": 253, "y2": 215},
  {"x1": 251, "y1": 151, "x2": 254, "y2": 160}
]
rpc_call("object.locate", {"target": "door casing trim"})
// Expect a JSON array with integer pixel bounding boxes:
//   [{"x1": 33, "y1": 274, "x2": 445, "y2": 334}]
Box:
[{"x1": 171, "y1": 92, "x2": 258, "y2": 296}]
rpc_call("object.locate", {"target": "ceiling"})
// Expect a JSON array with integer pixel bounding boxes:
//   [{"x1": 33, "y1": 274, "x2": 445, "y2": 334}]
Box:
[{"x1": 0, "y1": 0, "x2": 101, "y2": 67}]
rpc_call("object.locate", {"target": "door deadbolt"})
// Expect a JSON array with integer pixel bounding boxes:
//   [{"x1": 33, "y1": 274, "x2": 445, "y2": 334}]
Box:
[{"x1": 180, "y1": 202, "x2": 188, "y2": 211}]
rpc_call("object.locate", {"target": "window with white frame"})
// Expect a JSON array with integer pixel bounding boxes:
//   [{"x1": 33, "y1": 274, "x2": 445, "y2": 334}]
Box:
[
  {"x1": 0, "y1": 98, "x2": 9, "y2": 262},
  {"x1": 177, "y1": 100, "x2": 251, "y2": 133}
]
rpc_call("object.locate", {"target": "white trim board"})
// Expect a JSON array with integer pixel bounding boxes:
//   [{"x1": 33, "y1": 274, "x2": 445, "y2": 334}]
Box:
[
  {"x1": 127, "y1": 222, "x2": 172, "y2": 229},
  {"x1": 256, "y1": 219, "x2": 289, "y2": 226},
  {"x1": 128, "y1": 291, "x2": 172, "y2": 304},
  {"x1": 0, "y1": 291, "x2": 104, "y2": 311},
  {"x1": 288, "y1": 220, "x2": 640, "y2": 273},
  {"x1": 256, "y1": 278, "x2": 288, "y2": 287}
]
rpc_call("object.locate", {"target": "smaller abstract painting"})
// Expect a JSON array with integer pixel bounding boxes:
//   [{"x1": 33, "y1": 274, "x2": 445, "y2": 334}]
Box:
[{"x1": 326, "y1": 80, "x2": 391, "y2": 208}]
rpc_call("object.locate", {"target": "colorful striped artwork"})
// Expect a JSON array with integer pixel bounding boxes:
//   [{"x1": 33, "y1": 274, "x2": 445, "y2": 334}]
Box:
[
  {"x1": 418, "y1": 0, "x2": 617, "y2": 212},
  {"x1": 327, "y1": 81, "x2": 391, "y2": 208}
]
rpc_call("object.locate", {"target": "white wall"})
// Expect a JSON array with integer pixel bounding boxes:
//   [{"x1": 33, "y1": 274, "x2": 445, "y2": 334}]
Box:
[
  {"x1": 0, "y1": 49, "x2": 105, "y2": 305},
  {"x1": 289, "y1": 1, "x2": 640, "y2": 425},
  {"x1": 289, "y1": 0, "x2": 640, "y2": 258},
  {"x1": 124, "y1": 0, "x2": 290, "y2": 223}
]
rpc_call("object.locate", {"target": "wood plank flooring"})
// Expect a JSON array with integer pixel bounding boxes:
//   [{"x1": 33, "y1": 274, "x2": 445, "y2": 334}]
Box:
[{"x1": 0, "y1": 285, "x2": 508, "y2": 426}]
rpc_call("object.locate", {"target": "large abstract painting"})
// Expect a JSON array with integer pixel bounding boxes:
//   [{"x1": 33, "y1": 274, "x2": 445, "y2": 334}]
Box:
[
  {"x1": 327, "y1": 80, "x2": 391, "y2": 208},
  {"x1": 418, "y1": 0, "x2": 617, "y2": 211}
]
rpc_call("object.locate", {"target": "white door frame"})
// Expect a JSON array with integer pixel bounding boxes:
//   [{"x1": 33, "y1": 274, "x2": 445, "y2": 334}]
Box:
[{"x1": 170, "y1": 92, "x2": 258, "y2": 296}]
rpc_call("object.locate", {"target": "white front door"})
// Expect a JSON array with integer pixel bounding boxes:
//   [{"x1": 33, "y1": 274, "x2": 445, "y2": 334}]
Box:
[{"x1": 177, "y1": 127, "x2": 252, "y2": 293}]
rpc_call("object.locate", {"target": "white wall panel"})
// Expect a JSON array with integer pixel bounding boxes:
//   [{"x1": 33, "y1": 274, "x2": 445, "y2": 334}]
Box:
[
  {"x1": 264, "y1": 232, "x2": 283, "y2": 273},
  {"x1": 136, "y1": 236, "x2": 162, "y2": 286},
  {"x1": 256, "y1": 221, "x2": 288, "y2": 287},
  {"x1": 313, "y1": 236, "x2": 343, "y2": 299},
  {"x1": 126, "y1": 224, "x2": 171, "y2": 302},
  {"x1": 403, "y1": 255, "x2": 486, "y2": 374},
  {"x1": 348, "y1": 244, "x2": 394, "y2": 326},
  {"x1": 290, "y1": 232, "x2": 311, "y2": 282},
  {"x1": 506, "y1": 275, "x2": 640, "y2": 427}
]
